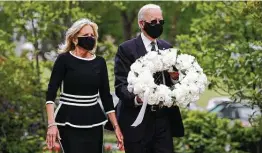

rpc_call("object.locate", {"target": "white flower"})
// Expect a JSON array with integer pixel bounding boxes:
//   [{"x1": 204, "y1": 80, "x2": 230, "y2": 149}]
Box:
[
  {"x1": 127, "y1": 71, "x2": 139, "y2": 85},
  {"x1": 172, "y1": 83, "x2": 191, "y2": 107},
  {"x1": 130, "y1": 61, "x2": 144, "y2": 73},
  {"x1": 144, "y1": 88, "x2": 159, "y2": 105},
  {"x1": 192, "y1": 61, "x2": 203, "y2": 72},
  {"x1": 145, "y1": 51, "x2": 158, "y2": 62},
  {"x1": 178, "y1": 72, "x2": 186, "y2": 82},
  {"x1": 152, "y1": 57, "x2": 164, "y2": 72},
  {"x1": 170, "y1": 48, "x2": 179, "y2": 53},
  {"x1": 175, "y1": 54, "x2": 195, "y2": 70},
  {"x1": 159, "y1": 49, "x2": 169, "y2": 56},
  {"x1": 199, "y1": 73, "x2": 208, "y2": 84},
  {"x1": 137, "y1": 70, "x2": 155, "y2": 85},
  {"x1": 154, "y1": 85, "x2": 173, "y2": 106},
  {"x1": 161, "y1": 49, "x2": 178, "y2": 70},
  {"x1": 180, "y1": 71, "x2": 199, "y2": 84},
  {"x1": 126, "y1": 48, "x2": 207, "y2": 109},
  {"x1": 164, "y1": 97, "x2": 173, "y2": 107},
  {"x1": 127, "y1": 85, "x2": 134, "y2": 93},
  {"x1": 133, "y1": 83, "x2": 147, "y2": 95},
  {"x1": 189, "y1": 84, "x2": 200, "y2": 95},
  {"x1": 142, "y1": 60, "x2": 155, "y2": 72}
]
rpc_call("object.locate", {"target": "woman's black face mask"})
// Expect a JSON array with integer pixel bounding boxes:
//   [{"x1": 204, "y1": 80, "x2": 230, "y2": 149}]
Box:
[{"x1": 77, "y1": 36, "x2": 96, "y2": 51}]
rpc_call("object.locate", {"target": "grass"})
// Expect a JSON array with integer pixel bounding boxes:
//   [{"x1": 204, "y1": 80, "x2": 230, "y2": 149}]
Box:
[
  {"x1": 197, "y1": 89, "x2": 229, "y2": 108},
  {"x1": 104, "y1": 130, "x2": 124, "y2": 152},
  {"x1": 104, "y1": 130, "x2": 117, "y2": 143}
]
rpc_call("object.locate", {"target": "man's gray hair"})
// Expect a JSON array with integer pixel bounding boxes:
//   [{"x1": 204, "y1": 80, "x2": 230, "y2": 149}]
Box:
[{"x1": 138, "y1": 4, "x2": 162, "y2": 22}]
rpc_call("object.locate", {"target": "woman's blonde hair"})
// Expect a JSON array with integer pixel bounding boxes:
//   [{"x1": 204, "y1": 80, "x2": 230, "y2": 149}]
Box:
[{"x1": 58, "y1": 18, "x2": 99, "y2": 54}]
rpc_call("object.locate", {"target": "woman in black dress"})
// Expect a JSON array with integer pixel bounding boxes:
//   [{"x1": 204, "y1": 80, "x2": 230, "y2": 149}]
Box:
[{"x1": 45, "y1": 18, "x2": 123, "y2": 153}]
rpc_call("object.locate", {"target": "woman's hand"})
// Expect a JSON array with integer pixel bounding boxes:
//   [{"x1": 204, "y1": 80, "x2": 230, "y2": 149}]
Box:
[
  {"x1": 107, "y1": 112, "x2": 124, "y2": 150},
  {"x1": 114, "y1": 125, "x2": 124, "y2": 150},
  {"x1": 46, "y1": 125, "x2": 61, "y2": 150}
]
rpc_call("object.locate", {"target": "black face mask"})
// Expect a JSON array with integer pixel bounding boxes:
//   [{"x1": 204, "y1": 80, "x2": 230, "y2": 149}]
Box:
[
  {"x1": 77, "y1": 36, "x2": 96, "y2": 51},
  {"x1": 143, "y1": 21, "x2": 163, "y2": 39}
]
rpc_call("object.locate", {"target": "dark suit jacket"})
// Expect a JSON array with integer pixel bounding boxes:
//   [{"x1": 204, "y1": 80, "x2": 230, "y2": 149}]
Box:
[{"x1": 113, "y1": 35, "x2": 184, "y2": 142}]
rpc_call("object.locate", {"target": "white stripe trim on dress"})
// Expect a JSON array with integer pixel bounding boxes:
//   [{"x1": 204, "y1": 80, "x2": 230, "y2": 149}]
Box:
[
  {"x1": 56, "y1": 120, "x2": 108, "y2": 128},
  {"x1": 61, "y1": 92, "x2": 99, "y2": 98},
  {"x1": 60, "y1": 97, "x2": 97, "y2": 102},
  {"x1": 54, "y1": 103, "x2": 64, "y2": 153},
  {"x1": 61, "y1": 81, "x2": 64, "y2": 93},
  {"x1": 70, "y1": 51, "x2": 96, "y2": 61},
  {"x1": 106, "y1": 110, "x2": 115, "y2": 114},
  {"x1": 54, "y1": 103, "x2": 62, "y2": 118},
  {"x1": 58, "y1": 138, "x2": 65, "y2": 153},
  {"x1": 60, "y1": 101, "x2": 98, "y2": 106},
  {"x1": 46, "y1": 101, "x2": 55, "y2": 104}
]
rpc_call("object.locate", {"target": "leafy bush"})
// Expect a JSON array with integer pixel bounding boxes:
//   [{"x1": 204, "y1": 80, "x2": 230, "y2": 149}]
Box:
[
  {"x1": 0, "y1": 56, "x2": 46, "y2": 153},
  {"x1": 174, "y1": 110, "x2": 262, "y2": 153}
]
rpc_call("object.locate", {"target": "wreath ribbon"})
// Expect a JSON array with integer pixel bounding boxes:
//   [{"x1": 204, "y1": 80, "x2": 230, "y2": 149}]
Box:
[{"x1": 131, "y1": 90, "x2": 149, "y2": 127}]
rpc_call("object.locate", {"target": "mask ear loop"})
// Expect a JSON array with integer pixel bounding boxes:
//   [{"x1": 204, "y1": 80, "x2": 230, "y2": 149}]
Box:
[
  {"x1": 138, "y1": 20, "x2": 144, "y2": 30},
  {"x1": 73, "y1": 36, "x2": 78, "y2": 47},
  {"x1": 89, "y1": 50, "x2": 95, "y2": 55}
]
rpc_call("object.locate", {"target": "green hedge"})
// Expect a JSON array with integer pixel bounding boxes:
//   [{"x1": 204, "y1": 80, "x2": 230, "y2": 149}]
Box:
[
  {"x1": 0, "y1": 56, "x2": 46, "y2": 153},
  {"x1": 174, "y1": 110, "x2": 262, "y2": 153}
]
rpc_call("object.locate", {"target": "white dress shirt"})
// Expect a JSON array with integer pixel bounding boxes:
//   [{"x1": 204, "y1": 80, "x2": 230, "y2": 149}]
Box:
[{"x1": 141, "y1": 32, "x2": 159, "y2": 52}]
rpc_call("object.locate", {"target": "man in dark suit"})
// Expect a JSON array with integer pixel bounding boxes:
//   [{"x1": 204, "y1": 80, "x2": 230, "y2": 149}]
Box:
[{"x1": 114, "y1": 4, "x2": 184, "y2": 153}]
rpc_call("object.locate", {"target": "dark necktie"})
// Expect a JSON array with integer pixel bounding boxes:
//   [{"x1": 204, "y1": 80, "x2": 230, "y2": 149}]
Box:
[{"x1": 151, "y1": 42, "x2": 163, "y2": 85}]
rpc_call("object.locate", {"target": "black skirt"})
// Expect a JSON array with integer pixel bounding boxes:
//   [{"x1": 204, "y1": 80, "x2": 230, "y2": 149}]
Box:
[{"x1": 58, "y1": 125, "x2": 103, "y2": 153}]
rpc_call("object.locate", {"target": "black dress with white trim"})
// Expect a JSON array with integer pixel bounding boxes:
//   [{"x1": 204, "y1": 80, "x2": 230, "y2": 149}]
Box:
[{"x1": 46, "y1": 51, "x2": 114, "y2": 128}]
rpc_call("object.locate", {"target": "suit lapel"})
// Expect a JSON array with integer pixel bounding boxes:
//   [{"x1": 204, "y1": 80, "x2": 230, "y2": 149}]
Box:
[
  {"x1": 156, "y1": 39, "x2": 167, "y2": 50},
  {"x1": 135, "y1": 35, "x2": 147, "y2": 58},
  {"x1": 134, "y1": 35, "x2": 168, "y2": 58}
]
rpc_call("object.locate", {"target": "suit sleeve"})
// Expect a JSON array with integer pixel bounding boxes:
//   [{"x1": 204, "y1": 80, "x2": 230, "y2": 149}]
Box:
[{"x1": 114, "y1": 45, "x2": 136, "y2": 107}]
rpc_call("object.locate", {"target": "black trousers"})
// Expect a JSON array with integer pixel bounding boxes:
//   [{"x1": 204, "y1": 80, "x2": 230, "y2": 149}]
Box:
[
  {"x1": 124, "y1": 110, "x2": 174, "y2": 153},
  {"x1": 58, "y1": 125, "x2": 103, "y2": 153}
]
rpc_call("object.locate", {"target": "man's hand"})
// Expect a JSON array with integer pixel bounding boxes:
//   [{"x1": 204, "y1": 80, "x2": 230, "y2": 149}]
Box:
[
  {"x1": 169, "y1": 71, "x2": 179, "y2": 80},
  {"x1": 136, "y1": 96, "x2": 143, "y2": 103}
]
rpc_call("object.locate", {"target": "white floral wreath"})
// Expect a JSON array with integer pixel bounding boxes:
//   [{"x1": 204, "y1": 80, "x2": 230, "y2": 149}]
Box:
[{"x1": 127, "y1": 48, "x2": 208, "y2": 126}]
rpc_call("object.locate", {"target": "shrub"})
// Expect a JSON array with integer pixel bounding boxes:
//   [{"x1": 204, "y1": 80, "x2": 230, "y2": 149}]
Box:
[
  {"x1": 0, "y1": 56, "x2": 45, "y2": 153},
  {"x1": 174, "y1": 110, "x2": 262, "y2": 153}
]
